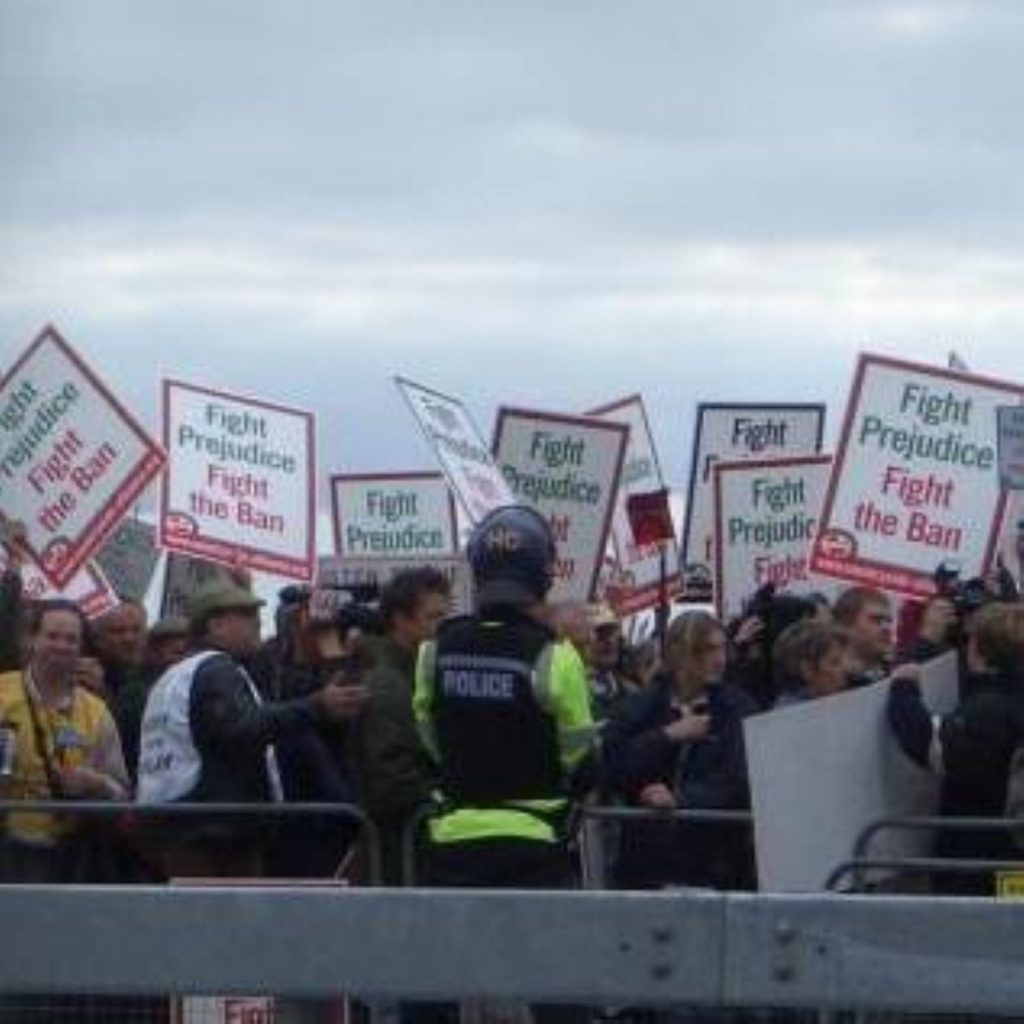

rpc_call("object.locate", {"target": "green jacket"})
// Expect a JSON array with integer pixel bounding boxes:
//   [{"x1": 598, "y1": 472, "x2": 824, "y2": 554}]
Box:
[{"x1": 349, "y1": 634, "x2": 437, "y2": 828}]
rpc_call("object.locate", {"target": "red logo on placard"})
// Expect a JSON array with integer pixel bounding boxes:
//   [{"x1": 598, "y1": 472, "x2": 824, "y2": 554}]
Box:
[
  {"x1": 818, "y1": 529, "x2": 857, "y2": 560},
  {"x1": 41, "y1": 538, "x2": 71, "y2": 573}
]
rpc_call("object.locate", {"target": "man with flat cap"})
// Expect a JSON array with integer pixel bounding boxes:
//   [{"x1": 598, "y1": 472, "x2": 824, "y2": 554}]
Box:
[{"x1": 136, "y1": 580, "x2": 366, "y2": 876}]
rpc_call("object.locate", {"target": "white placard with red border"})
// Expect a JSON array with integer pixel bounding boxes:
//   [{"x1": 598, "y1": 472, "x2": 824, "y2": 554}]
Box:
[
  {"x1": 0, "y1": 326, "x2": 165, "y2": 588},
  {"x1": 2, "y1": 546, "x2": 119, "y2": 619},
  {"x1": 809, "y1": 354, "x2": 1024, "y2": 598},
  {"x1": 681, "y1": 403, "x2": 825, "y2": 599},
  {"x1": 588, "y1": 394, "x2": 681, "y2": 615},
  {"x1": 171, "y1": 878, "x2": 349, "y2": 1024},
  {"x1": 160, "y1": 380, "x2": 316, "y2": 580},
  {"x1": 493, "y1": 407, "x2": 629, "y2": 603},
  {"x1": 331, "y1": 472, "x2": 457, "y2": 558},
  {"x1": 713, "y1": 455, "x2": 831, "y2": 622},
  {"x1": 395, "y1": 376, "x2": 514, "y2": 524}
]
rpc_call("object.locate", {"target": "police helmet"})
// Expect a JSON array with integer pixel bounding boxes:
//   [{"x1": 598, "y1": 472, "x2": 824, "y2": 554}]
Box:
[{"x1": 467, "y1": 505, "x2": 556, "y2": 608}]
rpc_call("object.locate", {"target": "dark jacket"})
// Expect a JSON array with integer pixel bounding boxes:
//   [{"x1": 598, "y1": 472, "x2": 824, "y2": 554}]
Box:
[
  {"x1": 185, "y1": 649, "x2": 324, "y2": 803},
  {"x1": 603, "y1": 674, "x2": 757, "y2": 890},
  {"x1": 0, "y1": 570, "x2": 23, "y2": 672},
  {"x1": 888, "y1": 669, "x2": 1024, "y2": 894},
  {"x1": 140, "y1": 646, "x2": 332, "y2": 871},
  {"x1": 111, "y1": 665, "x2": 155, "y2": 784}
]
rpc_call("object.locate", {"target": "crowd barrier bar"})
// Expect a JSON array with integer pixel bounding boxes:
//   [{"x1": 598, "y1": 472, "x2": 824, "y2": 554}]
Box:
[
  {"x1": 2, "y1": 886, "x2": 1024, "y2": 1012},
  {"x1": 0, "y1": 799, "x2": 382, "y2": 885}
]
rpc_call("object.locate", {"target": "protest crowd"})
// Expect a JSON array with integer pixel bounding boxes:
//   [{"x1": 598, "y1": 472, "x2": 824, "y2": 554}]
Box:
[
  {"x1": 4, "y1": 512, "x2": 1024, "y2": 896},
  {"x1": 3, "y1": 331, "x2": 1024, "y2": 1022}
]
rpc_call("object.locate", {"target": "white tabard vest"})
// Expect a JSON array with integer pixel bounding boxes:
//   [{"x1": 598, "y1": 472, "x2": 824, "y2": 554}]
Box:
[{"x1": 136, "y1": 650, "x2": 283, "y2": 804}]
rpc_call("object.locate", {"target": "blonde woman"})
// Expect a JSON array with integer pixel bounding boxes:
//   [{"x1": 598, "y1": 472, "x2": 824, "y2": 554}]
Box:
[{"x1": 603, "y1": 611, "x2": 757, "y2": 890}]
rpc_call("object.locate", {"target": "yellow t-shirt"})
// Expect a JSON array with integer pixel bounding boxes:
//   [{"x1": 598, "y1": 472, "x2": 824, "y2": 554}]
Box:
[{"x1": 0, "y1": 671, "x2": 118, "y2": 844}]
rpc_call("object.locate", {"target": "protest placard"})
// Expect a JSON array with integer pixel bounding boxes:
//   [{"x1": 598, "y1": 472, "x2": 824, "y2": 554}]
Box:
[
  {"x1": 681, "y1": 403, "x2": 825, "y2": 600},
  {"x1": 493, "y1": 408, "x2": 628, "y2": 602},
  {"x1": 809, "y1": 355, "x2": 1024, "y2": 598},
  {"x1": 2, "y1": 545, "x2": 119, "y2": 619},
  {"x1": 161, "y1": 381, "x2": 315, "y2": 580},
  {"x1": 95, "y1": 517, "x2": 160, "y2": 602},
  {"x1": 0, "y1": 326, "x2": 165, "y2": 588},
  {"x1": 713, "y1": 455, "x2": 831, "y2": 621},
  {"x1": 318, "y1": 554, "x2": 473, "y2": 615},
  {"x1": 331, "y1": 472, "x2": 457, "y2": 559},
  {"x1": 744, "y1": 653, "x2": 959, "y2": 892},
  {"x1": 993, "y1": 492, "x2": 1024, "y2": 587},
  {"x1": 997, "y1": 405, "x2": 1024, "y2": 491},
  {"x1": 587, "y1": 395, "x2": 680, "y2": 614},
  {"x1": 395, "y1": 376, "x2": 513, "y2": 523}
]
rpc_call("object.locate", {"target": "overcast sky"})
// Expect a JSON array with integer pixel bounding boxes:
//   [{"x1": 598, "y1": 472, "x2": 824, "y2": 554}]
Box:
[{"x1": 5, "y1": 0, "x2": 1024, "y2": 521}]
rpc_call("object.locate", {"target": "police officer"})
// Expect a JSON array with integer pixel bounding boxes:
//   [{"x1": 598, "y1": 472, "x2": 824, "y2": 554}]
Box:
[{"x1": 413, "y1": 505, "x2": 595, "y2": 889}]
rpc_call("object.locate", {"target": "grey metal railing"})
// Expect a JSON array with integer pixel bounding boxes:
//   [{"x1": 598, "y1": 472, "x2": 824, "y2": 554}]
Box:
[
  {"x1": 2, "y1": 886, "x2": 1024, "y2": 1013},
  {"x1": 399, "y1": 803, "x2": 755, "y2": 887},
  {"x1": 0, "y1": 799, "x2": 382, "y2": 884},
  {"x1": 825, "y1": 814, "x2": 1024, "y2": 892}
]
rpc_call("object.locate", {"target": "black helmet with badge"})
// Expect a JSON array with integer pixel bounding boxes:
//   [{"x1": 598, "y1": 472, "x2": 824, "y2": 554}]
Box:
[{"x1": 467, "y1": 505, "x2": 556, "y2": 609}]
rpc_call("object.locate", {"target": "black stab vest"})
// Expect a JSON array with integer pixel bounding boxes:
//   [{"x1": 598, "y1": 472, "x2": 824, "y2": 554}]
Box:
[{"x1": 431, "y1": 613, "x2": 564, "y2": 805}]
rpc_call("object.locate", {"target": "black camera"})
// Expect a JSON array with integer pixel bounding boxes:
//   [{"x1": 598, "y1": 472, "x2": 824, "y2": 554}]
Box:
[{"x1": 933, "y1": 562, "x2": 989, "y2": 619}]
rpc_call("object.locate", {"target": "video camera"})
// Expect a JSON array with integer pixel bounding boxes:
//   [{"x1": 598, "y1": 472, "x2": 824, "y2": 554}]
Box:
[
  {"x1": 307, "y1": 582, "x2": 383, "y2": 636},
  {"x1": 275, "y1": 581, "x2": 382, "y2": 681},
  {"x1": 279, "y1": 582, "x2": 382, "y2": 631}
]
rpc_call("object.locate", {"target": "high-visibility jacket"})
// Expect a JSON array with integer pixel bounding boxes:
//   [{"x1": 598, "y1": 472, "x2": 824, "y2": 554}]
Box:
[{"x1": 414, "y1": 613, "x2": 594, "y2": 844}]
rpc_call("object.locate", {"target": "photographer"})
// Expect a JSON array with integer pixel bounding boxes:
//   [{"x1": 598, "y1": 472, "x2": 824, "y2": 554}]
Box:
[
  {"x1": 268, "y1": 583, "x2": 376, "y2": 877},
  {"x1": 888, "y1": 601, "x2": 1024, "y2": 895},
  {"x1": 899, "y1": 560, "x2": 1017, "y2": 670}
]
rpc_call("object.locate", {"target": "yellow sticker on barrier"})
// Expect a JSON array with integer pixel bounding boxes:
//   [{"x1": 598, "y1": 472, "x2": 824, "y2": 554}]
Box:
[{"x1": 996, "y1": 872, "x2": 1024, "y2": 899}]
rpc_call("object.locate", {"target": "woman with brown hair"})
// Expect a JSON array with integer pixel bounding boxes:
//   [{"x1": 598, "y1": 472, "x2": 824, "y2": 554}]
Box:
[
  {"x1": 772, "y1": 620, "x2": 852, "y2": 707},
  {"x1": 603, "y1": 611, "x2": 758, "y2": 890}
]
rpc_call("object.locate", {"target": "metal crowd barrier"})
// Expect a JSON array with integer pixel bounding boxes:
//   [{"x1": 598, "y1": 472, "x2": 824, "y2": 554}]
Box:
[
  {"x1": 0, "y1": 799, "x2": 382, "y2": 885},
  {"x1": 400, "y1": 803, "x2": 755, "y2": 888},
  {"x1": 577, "y1": 806, "x2": 753, "y2": 826},
  {"x1": 2, "y1": 886, "x2": 1024, "y2": 1015},
  {"x1": 576, "y1": 804, "x2": 754, "y2": 890},
  {"x1": 825, "y1": 814, "x2": 1024, "y2": 892}
]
